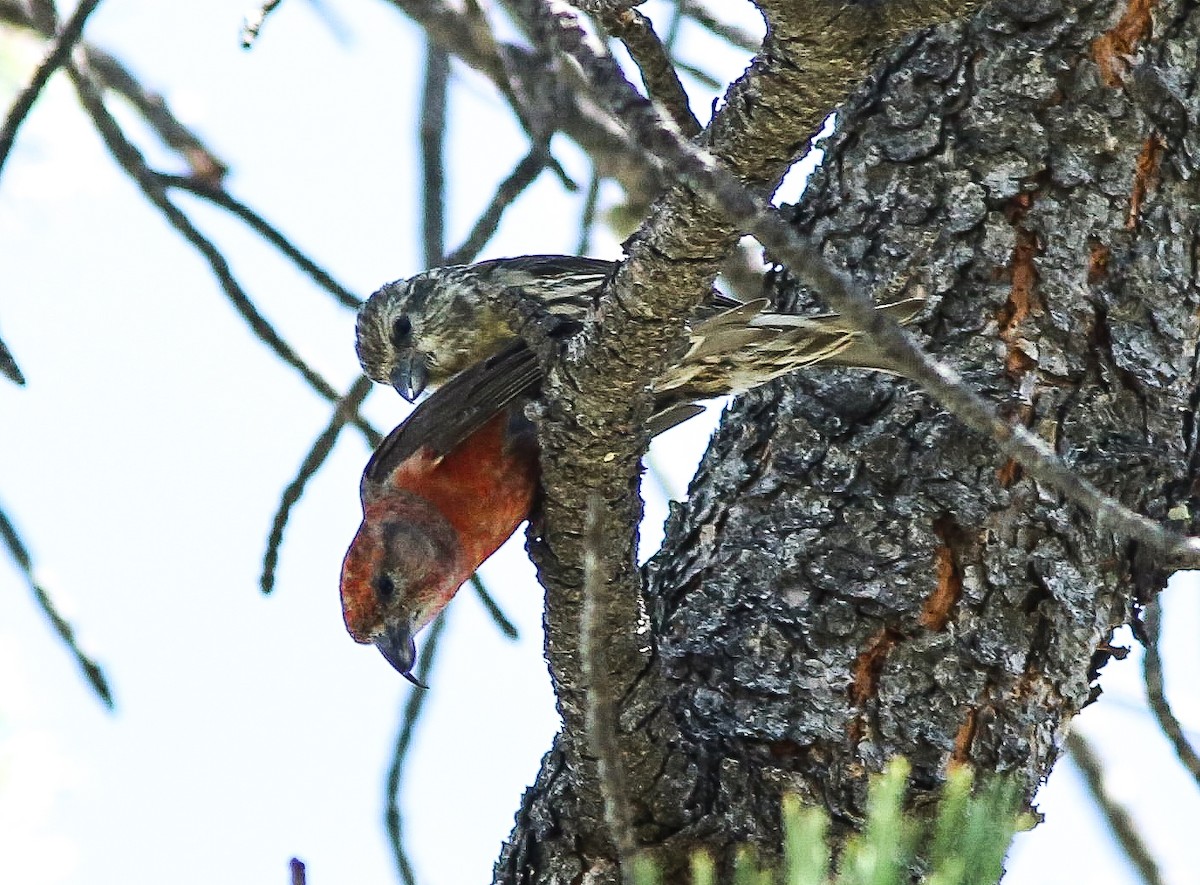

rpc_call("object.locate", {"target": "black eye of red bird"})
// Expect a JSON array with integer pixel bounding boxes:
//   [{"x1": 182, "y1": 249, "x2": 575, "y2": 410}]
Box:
[
  {"x1": 391, "y1": 316, "x2": 412, "y2": 345},
  {"x1": 375, "y1": 574, "x2": 396, "y2": 601}
]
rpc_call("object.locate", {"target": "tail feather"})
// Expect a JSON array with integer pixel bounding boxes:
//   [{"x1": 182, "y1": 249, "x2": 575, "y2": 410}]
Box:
[{"x1": 656, "y1": 292, "x2": 926, "y2": 402}]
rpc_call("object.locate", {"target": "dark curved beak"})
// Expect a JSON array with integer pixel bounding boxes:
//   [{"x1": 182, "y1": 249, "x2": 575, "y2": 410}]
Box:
[
  {"x1": 389, "y1": 349, "x2": 429, "y2": 402},
  {"x1": 376, "y1": 622, "x2": 427, "y2": 688}
]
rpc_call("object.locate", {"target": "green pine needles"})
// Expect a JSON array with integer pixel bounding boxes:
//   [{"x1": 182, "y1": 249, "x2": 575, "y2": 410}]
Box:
[{"x1": 632, "y1": 760, "x2": 1031, "y2": 885}]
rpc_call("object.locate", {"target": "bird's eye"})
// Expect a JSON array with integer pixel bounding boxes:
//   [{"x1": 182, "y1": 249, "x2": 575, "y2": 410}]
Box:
[
  {"x1": 375, "y1": 575, "x2": 396, "y2": 601},
  {"x1": 391, "y1": 315, "x2": 412, "y2": 345}
]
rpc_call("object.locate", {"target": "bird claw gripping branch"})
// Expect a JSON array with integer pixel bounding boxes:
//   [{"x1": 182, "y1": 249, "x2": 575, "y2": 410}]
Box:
[{"x1": 344, "y1": 255, "x2": 926, "y2": 679}]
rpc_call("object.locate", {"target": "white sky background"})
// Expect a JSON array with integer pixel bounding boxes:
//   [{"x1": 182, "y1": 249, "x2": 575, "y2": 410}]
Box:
[{"x1": 1, "y1": 2, "x2": 1198, "y2": 884}]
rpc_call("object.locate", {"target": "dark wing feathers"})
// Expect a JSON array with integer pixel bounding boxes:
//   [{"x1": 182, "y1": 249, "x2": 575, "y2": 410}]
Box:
[
  {"x1": 363, "y1": 340, "x2": 541, "y2": 488},
  {"x1": 476, "y1": 255, "x2": 615, "y2": 280}
]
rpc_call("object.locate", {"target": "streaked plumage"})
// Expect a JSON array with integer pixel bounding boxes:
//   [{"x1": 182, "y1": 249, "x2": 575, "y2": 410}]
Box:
[{"x1": 355, "y1": 254, "x2": 923, "y2": 411}]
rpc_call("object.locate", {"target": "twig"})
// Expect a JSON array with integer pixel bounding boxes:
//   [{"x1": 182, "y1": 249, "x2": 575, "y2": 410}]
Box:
[
  {"x1": 1067, "y1": 731, "x2": 1165, "y2": 885},
  {"x1": 0, "y1": 331, "x2": 26, "y2": 385},
  {"x1": 83, "y1": 46, "x2": 227, "y2": 184},
  {"x1": 575, "y1": 168, "x2": 601, "y2": 255},
  {"x1": 594, "y1": 5, "x2": 699, "y2": 137},
  {"x1": 421, "y1": 43, "x2": 450, "y2": 266},
  {"x1": 159, "y1": 174, "x2": 360, "y2": 310},
  {"x1": 27, "y1": 0, "x2": 57, "y2": 33},
  {"x1": 303, "y1": 0, "x2": 353, "y2": 45},
  {"x1": 673, "y1": 60, "x2": 721, "y2": 91},
  {"x1": 662, "y1": 0, "x2": 684, "y2": 54},
  {"x1": 289, "y1": 857, "x2": 306, "y2": 885},
  {"x1": 242, "y1": 0, "x2": 285, "y2": 48},
  {"x1": 469, "y1": 574, "x2": 519, "y2": 639},
  {"x1": 1141, "y1": 599, "x2": 1200, "y2": 787},
  {"x1": 677, "y1": 0, "x2": 761, "y2": 53},
  {"x1": 385, "y1": 0, "x2": 578, "y2": 192},
  {"x1": 581, "y1": 494, "x2": 641, "y2": 879},
  {"x1": 0, "y1": 500, "x2": 114, "y2": 710},
  {"x1": 67, "y1": 62, "x2": 376, "y2": 443},
  {"x1": 385, "y1": 610, "x2": 449, "y2": 885},
  {"x1": 539, "y1": 0, "x2": 1200, "y2": 569},
  {"x1": 0, "y1": 0, "x2": 104, "y2": 180},
  {"x1": 643, "y1": 452, "x2": 681, "y2": 504},
  {"x1": 444, "y1": 147, "x2": 549, "y2": 266},
  {"x1": 260, "y1": 376, "x2": 379, "y2": 594}
]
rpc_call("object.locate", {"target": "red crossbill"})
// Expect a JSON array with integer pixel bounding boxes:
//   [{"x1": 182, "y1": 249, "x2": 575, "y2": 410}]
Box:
[{"x1": 339, "y1": 342, "x2": 540, "y2": 683}]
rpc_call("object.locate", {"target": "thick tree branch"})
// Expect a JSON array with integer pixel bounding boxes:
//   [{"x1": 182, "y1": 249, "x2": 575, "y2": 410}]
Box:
[
  {"x1": 542, "y1": 0, "x2": 1200, "y2": 566},
  {"x1": 0, "y1": 332, "x2": 25, "y2": 385}
]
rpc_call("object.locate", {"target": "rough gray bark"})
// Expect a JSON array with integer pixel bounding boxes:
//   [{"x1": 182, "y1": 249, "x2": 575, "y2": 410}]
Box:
[{"x1": 496, "y1": 0, "x2": 1200, "y2": 881}]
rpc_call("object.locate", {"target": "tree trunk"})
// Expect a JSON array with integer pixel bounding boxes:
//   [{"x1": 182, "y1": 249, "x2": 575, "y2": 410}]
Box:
[{"x1": 497, "y1": 0, "x2": 1200, "y2": 879}]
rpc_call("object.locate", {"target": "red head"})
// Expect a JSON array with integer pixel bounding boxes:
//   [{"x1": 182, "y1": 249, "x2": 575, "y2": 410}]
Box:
[{"x1": 340, "y1": 490, "x2": 468, "y2": 684}]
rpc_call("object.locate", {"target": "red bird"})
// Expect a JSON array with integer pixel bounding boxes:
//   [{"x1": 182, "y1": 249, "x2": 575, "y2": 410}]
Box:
[{"x1": 339, "y1": 342, "x2": 541, "y2": 683}]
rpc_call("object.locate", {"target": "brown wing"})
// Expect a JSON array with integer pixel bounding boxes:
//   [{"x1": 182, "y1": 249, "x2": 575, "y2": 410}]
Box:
[
  {"x1": 362, "y1": 340, "x2": 541, "y2": 491},
  {"x1": 474, "y1": 254, "x2": 615, "y2": 280},
  {"x1": 474, "y1": 255, "x2": 614, "y2": 320}
]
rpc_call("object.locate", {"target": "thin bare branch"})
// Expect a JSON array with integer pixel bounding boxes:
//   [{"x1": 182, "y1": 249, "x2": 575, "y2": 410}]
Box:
[
  {"x1": 0, "y1": 2, "x2": 228, "y2": 183},
  {"x1": 421, "y1": 43, "x2": 450, "y2": 266},
  {"x1": 289, "y1": 857, "x2": 307, "y2": 885},
  {"x1": 0, "y1": 3, "x2": 29, "y2": 29},
  {"x1": 0, "y1": 331, "x2": 25, "y2": 385},
  {"x1": 27, "y1": 0, "x2": 57, "y2": 32},
  {"x1": 673, "y1": 59, "x2": 721, "y2": 91},
  {"x1": 384, "y1": 0, "x2": 643, "y2": 198},
  {"x1": 0, "y1": 500, "x2": 114, "y2": 709},
  {"x1": 575, "y1": 168, "x2": 600, "y2": 255},
  {"x1": 0, "y1": 7, "x2": 228, "y2": 182},
  {"x1": 662, "y1": 1, "x2": 684, "y2": 53},
  {"x1": 0, "y1": 0, "x2": 103, "y2": 180},
  {"x1": 595, "y1": 6, "x2": 699, "y2": 137},
  {"x1": 385, "y1": 610, "x2": 448, "y2": 885},
  {"x1": 1067, "y1": 731, "x2": 1165, "y2": 885},
  {"x1": 677, "y1": 0, "x2": 761, "y2": 53},
  {"x1": 540, "y1": 0, "x2": 1200, "y2": 569},
  {"x1": 469, "y1": 574, "x2": 519, "y2": 639},
  {"x1": 241, "y1": 0, "x2": 285, "y2": 48},
  {"x1": 444, "y1": 147, "x2": 549, "y2": 266},
  {"x1": 83, "y1": 46, "x2": 227, "y2": 183},
  {"x1": 261, "y1": 376, "x2": 379, "y2": 594},
  {"x1": 160, "y1": 175, "x2": 360, "y2": 309},
  {"x1": 304, "y1": 0, "x2": 353, "y2": 45},
  {"x1": 67, "y1": 61, "x2": 376, "y2": 443},
  {"x1": 1142, "y1": 599, "x2": 1200, "y2": 787}
]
